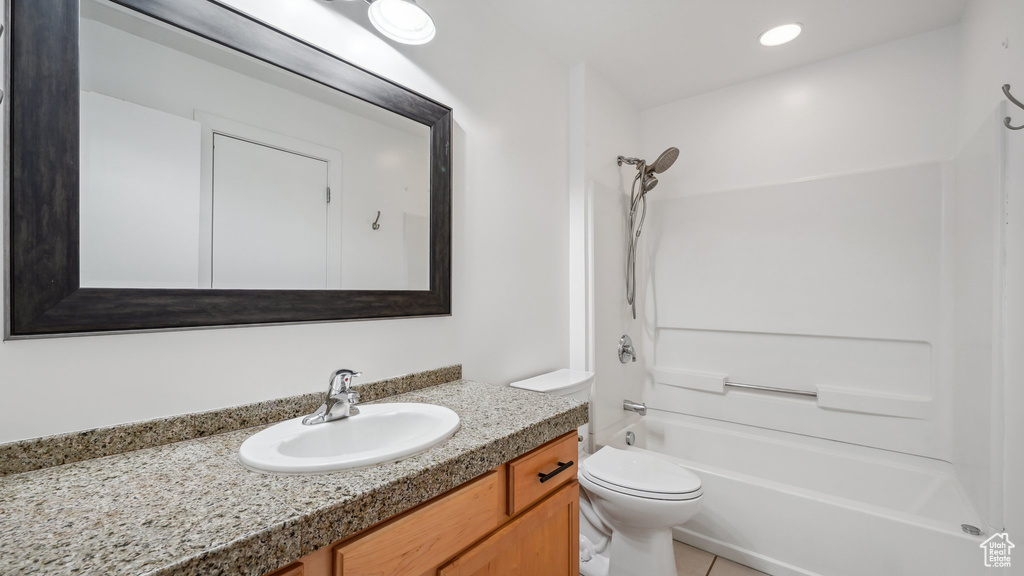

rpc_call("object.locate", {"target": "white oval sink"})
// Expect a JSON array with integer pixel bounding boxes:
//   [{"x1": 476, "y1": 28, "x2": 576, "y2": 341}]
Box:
[{"x1": 239, "y1": 403, "x2": 460, "y2": 474}]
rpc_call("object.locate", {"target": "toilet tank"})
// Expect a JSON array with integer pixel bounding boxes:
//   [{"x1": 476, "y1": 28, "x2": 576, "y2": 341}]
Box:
[
  {"x1": 511, "y1": 369, "x2": 595, "y2": 454},
  {"x1": 509, "y1": 369, "x2": 594, "y2": 401}
]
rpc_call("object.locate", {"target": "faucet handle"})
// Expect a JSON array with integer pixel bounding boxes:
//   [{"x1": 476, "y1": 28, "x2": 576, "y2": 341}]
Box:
[
  {"x1": 618, "y1": 335, "x2": 637, "y2": 364},
  {"x1": 328, "y1": 369, "x2": 362, "y2": 395}
]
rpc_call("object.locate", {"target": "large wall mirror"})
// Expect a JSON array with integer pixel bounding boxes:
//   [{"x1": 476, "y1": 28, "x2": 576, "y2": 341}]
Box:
[{"x1": 6, "y1": 0, "x2": 452, "y2": 337}]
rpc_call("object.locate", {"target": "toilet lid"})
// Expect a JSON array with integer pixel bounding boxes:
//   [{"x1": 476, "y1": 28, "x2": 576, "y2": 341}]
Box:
[{"x1": 581, "y1": 446, "x2": 701, "y2": 498}]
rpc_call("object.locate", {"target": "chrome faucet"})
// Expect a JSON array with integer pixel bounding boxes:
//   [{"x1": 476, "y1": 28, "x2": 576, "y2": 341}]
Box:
[{"x1": 302, "y1": 369, "x2": 362, "y2": 426}]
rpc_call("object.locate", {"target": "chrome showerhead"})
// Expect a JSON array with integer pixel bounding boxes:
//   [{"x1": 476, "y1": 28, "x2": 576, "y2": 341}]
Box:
[
  {"x1": 645, "y1": 147, "x2": 680, "y2": 175},
  {"x1": 630, "y1": 175, "x2": 659, "y2": 216}
]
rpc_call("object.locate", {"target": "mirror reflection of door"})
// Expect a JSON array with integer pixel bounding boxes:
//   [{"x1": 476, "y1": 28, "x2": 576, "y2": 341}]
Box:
[
  {"x1": 78, "y1": 0, "x2": 432, "y2": 292},
  {"x1": 211, "y1": 134, "x2": 330, "y2": 289}
]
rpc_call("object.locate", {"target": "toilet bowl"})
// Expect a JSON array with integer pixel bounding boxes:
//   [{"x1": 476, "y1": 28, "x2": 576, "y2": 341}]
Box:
[
  {"x1": 508, "y1": 370, "x2": 703, "y2": 576},
  {"x1": 578, "y1": 447, "x2": 702, "y2": 576}
]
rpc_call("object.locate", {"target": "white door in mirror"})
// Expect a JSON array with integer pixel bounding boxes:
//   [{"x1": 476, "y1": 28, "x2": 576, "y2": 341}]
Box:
[
  {"x1": 239, "y1": 403, "x2": 460, "y2": 474},
  {"x1": 212, "y1": 134, "x2": 330, "y2": 290}
]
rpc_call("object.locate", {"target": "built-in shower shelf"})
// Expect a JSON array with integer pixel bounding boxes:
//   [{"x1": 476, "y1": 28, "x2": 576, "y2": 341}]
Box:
[
  {"x1": 815, "y1": 385, "x2": 931, "y2": 419},
  {"x1": 653, "y1": 367, "x2": 932, "y2": 419}
]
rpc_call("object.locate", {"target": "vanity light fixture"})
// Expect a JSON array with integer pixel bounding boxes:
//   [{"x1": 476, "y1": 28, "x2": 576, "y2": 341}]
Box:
[
  {"x1": 331, "y1": 0, "x2": 436, "y2": 45},
  {"x1": 758, "y1": 23, "x2": 802, "y2": 47}
]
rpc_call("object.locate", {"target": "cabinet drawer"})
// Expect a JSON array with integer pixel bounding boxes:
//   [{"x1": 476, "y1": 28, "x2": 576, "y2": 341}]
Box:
[
  {"x1": 334, "y1": 470, "x2": 503, "y2": 576},
  {"x1": 506, "y1": 432, "x2": 577, "y2": 516}
]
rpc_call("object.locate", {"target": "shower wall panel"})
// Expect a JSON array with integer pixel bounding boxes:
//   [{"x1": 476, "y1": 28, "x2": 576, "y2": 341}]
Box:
[
  {"x1": 586, "y1": 180, "x2": 645, "y2": 441},
  {"x1": 637, "y1": 26, "x2": 962, "y2": 462},
  {"x1": 643, "y1": 163, "x2": 950, "y2": 459},
  {"x1": 950, "y1": 105, "x2": 1007, "y2": 530}
]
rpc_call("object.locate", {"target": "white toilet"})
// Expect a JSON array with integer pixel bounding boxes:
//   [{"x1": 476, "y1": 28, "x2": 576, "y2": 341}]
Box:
[
  {"x1": 510, "y1": 370, "x2": 704, "y2": 576},
  {"x1": 578, "y1": 446, "x2": 702, "y2": 576}
]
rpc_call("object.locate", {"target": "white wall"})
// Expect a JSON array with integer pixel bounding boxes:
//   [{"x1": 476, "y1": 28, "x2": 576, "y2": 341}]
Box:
[
  {"x1": 0, "y1": 0, "x2": 570, "y2": 442},
  {"x1": 643, "y1": 26, "x2": 959, "y2": 196},
  {"x1": 567, "y1": 66, "x2": 647, "y2": 443},
  {"x1": 80, "y1": 91, "x2": 203, "y2": 288},
  {"x1": 956, "y1": 0, "x2": 1024, "y2": 537}
]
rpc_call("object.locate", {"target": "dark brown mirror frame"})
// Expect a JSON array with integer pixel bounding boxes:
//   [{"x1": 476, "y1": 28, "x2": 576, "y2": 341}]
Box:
[{"x1": 4, "y1": 0, "x2": 452, "y2": 338}]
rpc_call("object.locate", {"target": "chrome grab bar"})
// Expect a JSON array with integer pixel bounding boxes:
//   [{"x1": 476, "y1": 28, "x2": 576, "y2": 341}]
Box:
[{"x1": 724, "y1": 381, "x2": 817, "y2": 398}]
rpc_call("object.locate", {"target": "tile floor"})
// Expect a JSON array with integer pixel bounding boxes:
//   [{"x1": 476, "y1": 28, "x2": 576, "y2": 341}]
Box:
[{"x1": 674, "y1": 541, "x2": 769, "y2": 576}]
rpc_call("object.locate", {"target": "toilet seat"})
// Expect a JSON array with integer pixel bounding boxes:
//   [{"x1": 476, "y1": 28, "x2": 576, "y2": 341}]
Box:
[{"x1": 581, "y1": 446, "x2": 702, "y2": 501}]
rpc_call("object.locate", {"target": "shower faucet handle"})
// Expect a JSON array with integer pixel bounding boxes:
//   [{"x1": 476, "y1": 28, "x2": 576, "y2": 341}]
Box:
[{"x1": 618, "y1": 334, "x2": 637, "y2": 364}]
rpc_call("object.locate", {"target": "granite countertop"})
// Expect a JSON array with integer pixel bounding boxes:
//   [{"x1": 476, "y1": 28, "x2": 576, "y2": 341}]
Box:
[{"x1": 0, "y1": 380, "x2": 588, "y2": 576}]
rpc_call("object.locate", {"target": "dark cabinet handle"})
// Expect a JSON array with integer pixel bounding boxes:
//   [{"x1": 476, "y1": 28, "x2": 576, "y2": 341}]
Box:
[{"x1": 538, "y1": 460, "x2": 574, "y2": 483}]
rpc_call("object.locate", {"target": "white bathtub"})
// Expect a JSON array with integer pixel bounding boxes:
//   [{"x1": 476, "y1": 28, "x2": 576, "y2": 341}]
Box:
[{"x1": 604, "y1": 411, "x2": 991, "y2": 576}]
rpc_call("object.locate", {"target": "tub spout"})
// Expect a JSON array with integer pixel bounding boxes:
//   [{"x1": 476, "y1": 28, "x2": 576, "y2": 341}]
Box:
[{"x1": 623, "y1": 399, "x2": 647, "y2": 416}]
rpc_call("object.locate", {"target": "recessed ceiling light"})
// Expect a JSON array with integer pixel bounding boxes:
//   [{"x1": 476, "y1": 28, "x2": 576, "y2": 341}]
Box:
[
  {"x1": 367, "y1": 0, "x2": 436, "y2": 45},
  {"x1": 326, "y1": 0, "x2": 437, "y2": 45},
  {"x1": 758, "y1": 23, "x2": 802, "y2": 47}
]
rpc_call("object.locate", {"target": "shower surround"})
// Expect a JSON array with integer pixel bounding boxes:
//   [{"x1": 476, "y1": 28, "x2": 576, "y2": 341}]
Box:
[{"x1": 578, "y1": 17, "x2": 1017, "y2": 575}]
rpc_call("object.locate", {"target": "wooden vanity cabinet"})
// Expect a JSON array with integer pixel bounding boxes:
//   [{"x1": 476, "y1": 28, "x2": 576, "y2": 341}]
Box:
[
  {"x1": 266, "y1": 432, "x2": 579, "y2": 576},
  {"x1": 438, "y1": 482, "x2": 579, "y2": 576}
]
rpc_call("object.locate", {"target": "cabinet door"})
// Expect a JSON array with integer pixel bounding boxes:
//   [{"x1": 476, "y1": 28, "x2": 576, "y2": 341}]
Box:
[
  {"x1": 264, "y1": 563, "x2": 304, "y2": 576},
  {"x1": 335, "y1": 471, "x2": 503, "y2": 576},
  {"x1": 439, "y1": 482, "x2": 579, "y2": 576}
]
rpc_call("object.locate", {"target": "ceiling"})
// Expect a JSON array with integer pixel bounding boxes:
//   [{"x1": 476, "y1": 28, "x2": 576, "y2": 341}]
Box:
[{"x1": 480, "y1": 0, "x2": 968, "y2": 110}]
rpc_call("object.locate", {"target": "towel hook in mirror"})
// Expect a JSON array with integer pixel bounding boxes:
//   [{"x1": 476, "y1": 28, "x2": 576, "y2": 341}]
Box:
[
  {"x1": 1003, "y1": 84, "x2": 1024, "y2": 130},
  {"x1": 372, "y1": 210, "x2": 381, "y2": 230}
]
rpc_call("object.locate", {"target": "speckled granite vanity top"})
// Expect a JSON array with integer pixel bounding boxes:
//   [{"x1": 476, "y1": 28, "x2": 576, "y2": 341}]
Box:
[{"x1": 0, "y1": 380, "x2": 587, "y2": 576}]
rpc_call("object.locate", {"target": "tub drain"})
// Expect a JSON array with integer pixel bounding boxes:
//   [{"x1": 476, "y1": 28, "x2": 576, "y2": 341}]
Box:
[{"x1": 962, "y1": 524, "x2": 982, "y2": 536}]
